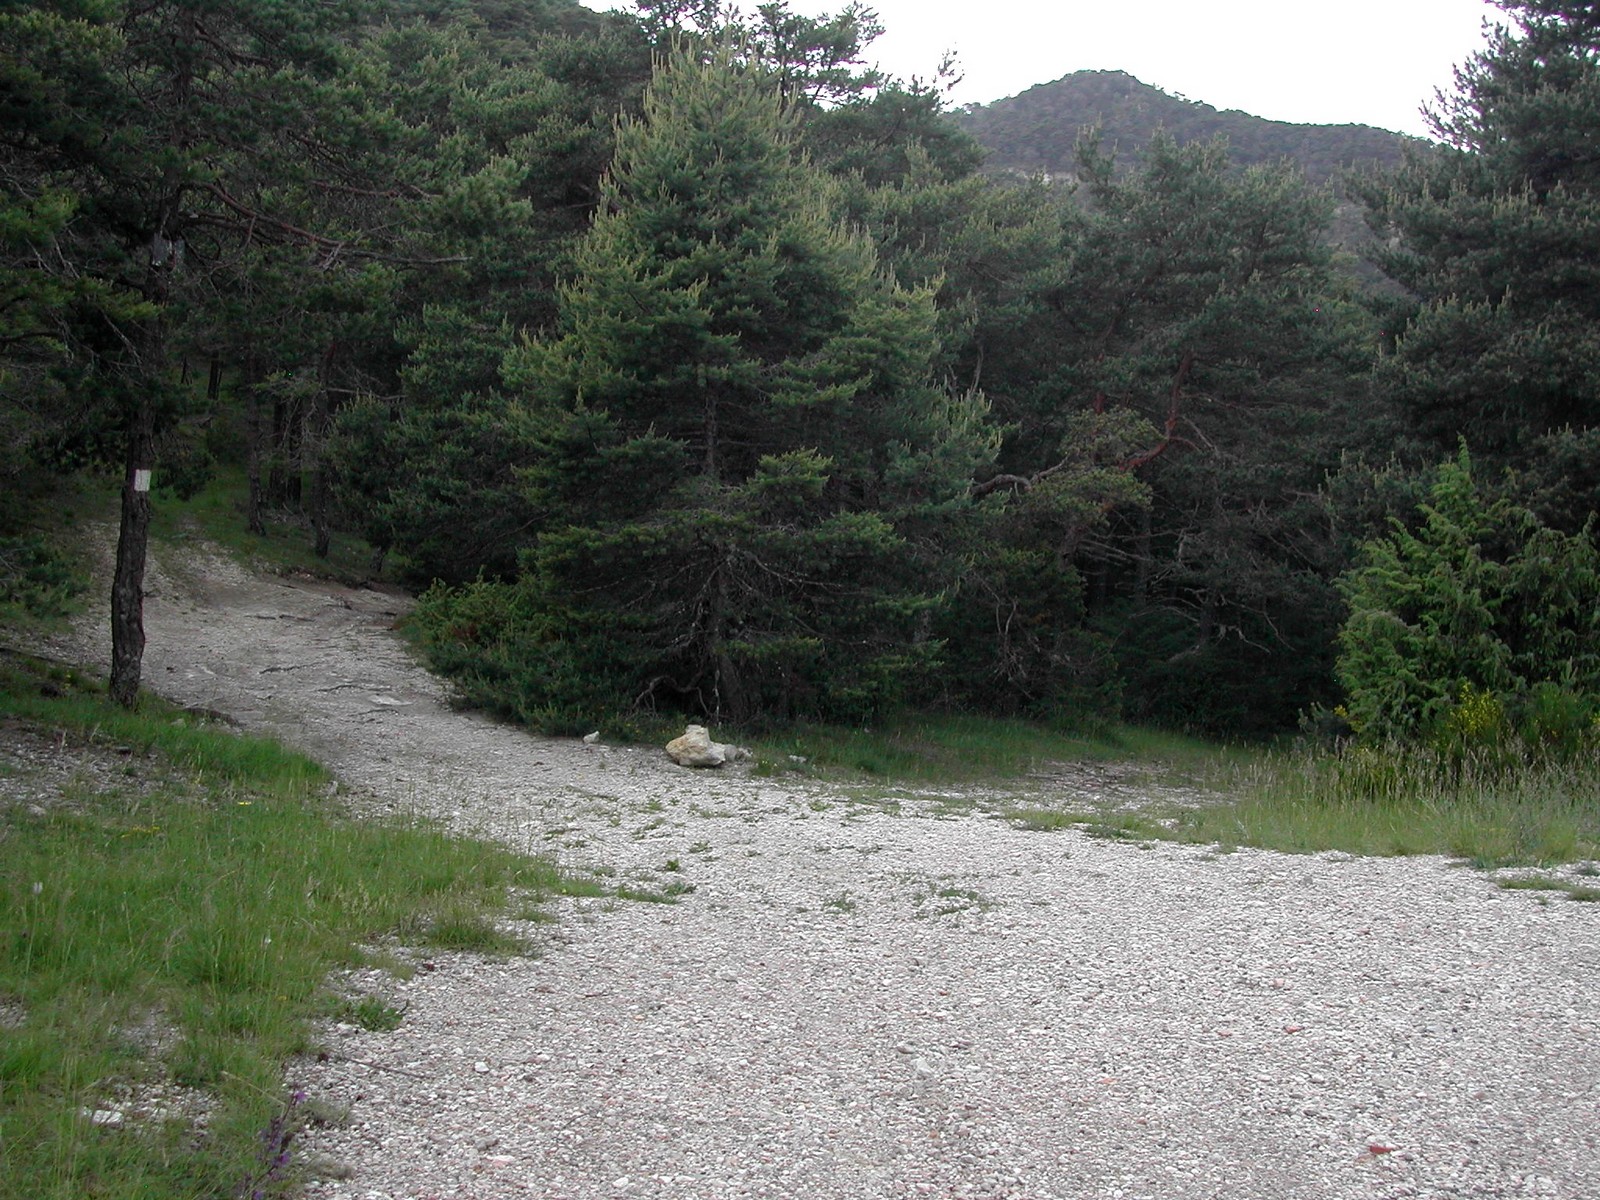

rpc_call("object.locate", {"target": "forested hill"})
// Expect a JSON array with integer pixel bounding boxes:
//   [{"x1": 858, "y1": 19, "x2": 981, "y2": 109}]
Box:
[{"x1": 956, "y1": 70, "x2": 1417, "y2": 183}]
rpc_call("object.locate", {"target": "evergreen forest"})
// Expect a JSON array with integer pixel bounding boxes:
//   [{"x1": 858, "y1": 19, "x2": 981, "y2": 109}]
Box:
[{"x1": 6, "y1": 0, "x2": 1600, "y2": 758}]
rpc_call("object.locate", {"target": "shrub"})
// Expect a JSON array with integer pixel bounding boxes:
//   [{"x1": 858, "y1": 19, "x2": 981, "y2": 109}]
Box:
[
  {"x1": 0, "y1": 534, "x2": 84, "y2": 619},
  {"x1": 1336, "y1": 446, "x2": 1600, "y2": 754}
]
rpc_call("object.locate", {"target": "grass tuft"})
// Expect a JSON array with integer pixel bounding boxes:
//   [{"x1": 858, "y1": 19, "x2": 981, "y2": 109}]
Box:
[
  {"x1": 325, "y1": 995, "x2": 405, "y2": 1033},
  {"x1": 1497, "y1": 875, "x2": 1569, "y2": 892}
]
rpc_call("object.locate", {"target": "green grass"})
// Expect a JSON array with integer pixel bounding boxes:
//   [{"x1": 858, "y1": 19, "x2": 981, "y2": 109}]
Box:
[
  {"x1": 1496, "y1": 875, "x2": 1570, "y2": 892},
  {"x1": 749, "y1": 712, "x2": 1213, "y2": 784},
  {"x1": 1005, "y1": 808, "x2": 1164, "y2": 843},
  {"x1": 1173, "y1": 744, "x2": 1600, "y2": 867},
  {"x1": 612, "y1": 881, "x2": 694, "y2": 904},
  {"x1": 0, "y1": 657, "x2": 594, "y2": 1200},
  {"x1": 1008, "y1": 809, "x2": 1097, "y2": 833},
  {"x1": 324, "y1": 995, "x2": 405, "y2": 1033},
  {"x1": 1497, "y1": 876, "x2": 1600, "y2": 902},
  {"x1": 1007, "y1": 737, "x2": 1600, "y2": 874},
  {"x1": 0, "y1": 656, "x2": 327, "y2": 792}
]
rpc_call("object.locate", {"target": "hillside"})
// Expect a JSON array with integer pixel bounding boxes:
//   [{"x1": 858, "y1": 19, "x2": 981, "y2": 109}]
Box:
[{"x1": 956, "y1": 69, "x2": 1419, "y2": 184}]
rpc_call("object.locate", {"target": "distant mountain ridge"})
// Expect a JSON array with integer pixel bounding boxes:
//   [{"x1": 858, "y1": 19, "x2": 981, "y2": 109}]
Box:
[{"x1": 955, "y1": 70, "x2": 1419, "y2": 184}]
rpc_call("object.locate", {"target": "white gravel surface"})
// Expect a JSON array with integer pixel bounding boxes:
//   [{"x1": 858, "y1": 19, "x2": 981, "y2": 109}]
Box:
[{"x1": 34, "y1": 534, "x2": 1600, "y2": 1199}]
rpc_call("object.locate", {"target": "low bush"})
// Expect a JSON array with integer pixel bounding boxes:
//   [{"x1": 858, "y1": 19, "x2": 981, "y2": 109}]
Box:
[{"x1": 0, "y1": 534, "x2": 85, "y2": 622}]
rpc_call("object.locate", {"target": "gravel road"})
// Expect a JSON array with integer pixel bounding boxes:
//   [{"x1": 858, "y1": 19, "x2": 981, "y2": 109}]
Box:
[{"x1": 41, "y1": 536, "x2": 1600, "y2": 1199}]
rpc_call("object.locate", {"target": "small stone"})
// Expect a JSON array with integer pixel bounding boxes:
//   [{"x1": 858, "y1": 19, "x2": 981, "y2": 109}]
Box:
[
  {"x1": 305, "y1": 1152, "x2": 356, "y2": 1181},
  {"x1": 473, "y1": 1061, "x2": 490, "y2": 1073}
]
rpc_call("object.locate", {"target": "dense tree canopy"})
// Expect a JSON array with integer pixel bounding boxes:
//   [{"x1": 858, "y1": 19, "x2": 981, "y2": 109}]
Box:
[
  {"x1": 3, "y1": 0, "x2": 1595, "y2": 743},
  {"x1": 1363, "y1": 0, "x2": 1600, "y2": 461},
  {"x1": 471, "y1": 47, "x2": 995, "y2": 726}
]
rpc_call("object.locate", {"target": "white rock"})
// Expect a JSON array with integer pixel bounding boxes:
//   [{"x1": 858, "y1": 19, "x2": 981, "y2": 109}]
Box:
[{"x1": 664, "y1": 724, "x2": 749, "y2": 768}]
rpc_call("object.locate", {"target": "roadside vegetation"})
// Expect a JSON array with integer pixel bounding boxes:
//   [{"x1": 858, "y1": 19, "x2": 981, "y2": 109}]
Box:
[
  {"x1": 0, "y1": 474, "x2": 95, "y2": 639},
  {"x1": 0, "y1": 656, "x2": 601, "y2": 1200},
  {"x1": 755, "y1": 711, "x2": 1600, "y2": 877},
  {"x1": 115, "y1": 462, "x2": 1600, "y2": 884},
  {"x1": 748, "y1": 715, "x2": 1214, "y2": 784},
  {"x1": 2, "y1": 464, "x2": 1597, "y2": 1200},
  {"x1": 1007, "y1": 741, "x2": 1600, "y2": 877}
]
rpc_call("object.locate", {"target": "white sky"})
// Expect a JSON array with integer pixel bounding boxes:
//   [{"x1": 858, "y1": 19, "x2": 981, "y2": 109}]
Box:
[{"x1": 577, "y1": 0, "x2": 1508, "y2": 136}]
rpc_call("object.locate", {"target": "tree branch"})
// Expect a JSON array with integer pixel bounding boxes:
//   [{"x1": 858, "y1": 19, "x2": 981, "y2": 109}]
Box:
[{"x1": 196, "y1": 183, "x2": 467, "y2": 267}]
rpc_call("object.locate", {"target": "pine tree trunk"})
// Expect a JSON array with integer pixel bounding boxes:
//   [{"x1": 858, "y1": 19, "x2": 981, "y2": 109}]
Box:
[
  {"x1": 1196, "y1": 591, "x2": 1216, "y2": 648},
  {"x1": 1134, "y1": 506, "x2": 1153, "y2": 603},
  {"x1": 111, "y1": 175, "x2": 179, "y2": 706},
  {"x1": 707, "y1": 561, "x2": 747, "y2": 723},
  {"x1": 110, "y1": 397, "x2": 154, "y2": 707},
  {"x1": 267, "y1": 396, "x2": 291, "y2": 507},
  {"x1": 284, "y1": 396, "x2": 303, "y2": 506},
  {"x1": 246, "y1": 390, "x2": 266, "y2": 537},
  {"x1": 308, "y1": 344, "x2": 335, "y2": 558},
  {"x1": 242, "y1": 356, "x2": 265, "y2": 535},
  {"x1": 311, "y1": 491, "x2": 331, "y2": 558}
]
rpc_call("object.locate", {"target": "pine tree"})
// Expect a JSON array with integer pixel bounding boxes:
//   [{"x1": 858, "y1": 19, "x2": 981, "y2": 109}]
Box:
[
  {"x1": 951, "y1": 132, "x2": 1359, "y2": 730},
  {"x1": 1363, "y1": 0, "x2": 1600, "y2": 460},
  {"x1": 324, "y1": 7, "x2": 652, "y2": 585},
  {"x1": 503, "y1": 47, "x2": 996, "y2": 725},
  {"x1": 0, "y1": 0, "x2": 400, "y2": 702}
]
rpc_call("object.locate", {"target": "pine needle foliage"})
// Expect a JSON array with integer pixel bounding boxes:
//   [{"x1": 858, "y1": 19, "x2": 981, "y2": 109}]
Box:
[
  {"x1": 1336, "y1": 446, "x2": 1600, "y2": 750},
  {"x1": 440, "y1": 46, "x2": 997, "y2": 729}
]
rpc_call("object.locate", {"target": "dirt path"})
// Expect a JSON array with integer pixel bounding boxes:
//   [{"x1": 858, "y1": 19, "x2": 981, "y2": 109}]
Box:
[{"x1": 41, "y1": 536, "x2": 1600, "y2": 1200}]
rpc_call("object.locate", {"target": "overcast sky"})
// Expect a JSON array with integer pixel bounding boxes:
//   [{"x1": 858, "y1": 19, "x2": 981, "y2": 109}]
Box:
[{"x1": 577, "y1": 0, "x2": 1509, "y2": 136}]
